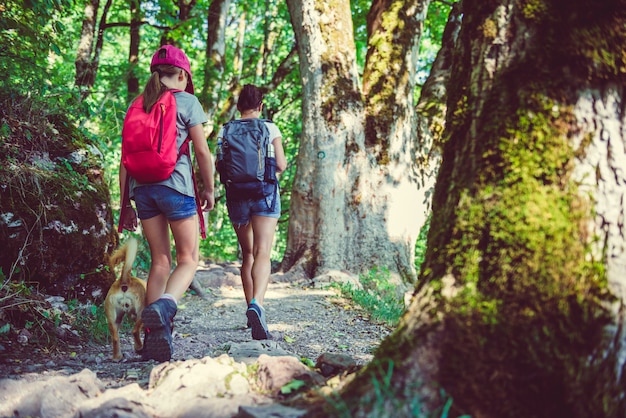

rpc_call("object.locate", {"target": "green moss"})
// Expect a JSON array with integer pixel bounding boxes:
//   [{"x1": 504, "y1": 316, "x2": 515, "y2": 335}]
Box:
[
  {"x1": 0, "y1": 90, "x2": 117, "y2": 301},
  {"x1": 363, "y1": 0, "x2": 426, "y2": 163},
  {"x1": 397, "y1": 1, "x2": 626, "y2": 415},
  {"x1": 426, "y1": 91, "x2": 617, "y2": 415}
]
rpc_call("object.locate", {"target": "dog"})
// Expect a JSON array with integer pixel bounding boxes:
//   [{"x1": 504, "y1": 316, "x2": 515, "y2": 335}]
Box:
[{"x1": 104, "y1": 237, "x2": 146, "y2": 361}]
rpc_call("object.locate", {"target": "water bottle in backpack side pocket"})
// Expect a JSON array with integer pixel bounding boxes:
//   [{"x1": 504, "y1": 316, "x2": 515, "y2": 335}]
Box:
[
  {"x1": 216, "y1": 138, "x2": 228, "y2": 184},
  {"x1": 264, "y1": 142, "x2": 277, "y2": 183}
]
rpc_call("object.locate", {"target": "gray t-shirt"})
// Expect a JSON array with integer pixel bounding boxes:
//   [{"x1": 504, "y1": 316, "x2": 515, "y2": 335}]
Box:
[{"x1": 130, "y1": 91, "x2": 208, "y2": 198}]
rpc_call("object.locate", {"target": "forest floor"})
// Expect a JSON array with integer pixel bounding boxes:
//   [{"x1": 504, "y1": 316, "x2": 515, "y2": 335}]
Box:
[{"x1": 0, "y1": 261, "x2": 393, "y2": 390}]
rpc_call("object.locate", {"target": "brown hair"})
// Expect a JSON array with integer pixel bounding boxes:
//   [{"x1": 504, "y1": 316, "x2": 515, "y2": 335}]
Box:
[
  {"x1": 140, "y1": 64, "x2": 183, "y2": 113},
  {"x1": 236, "y1": 84, "x2": 264, "y2": 113}
]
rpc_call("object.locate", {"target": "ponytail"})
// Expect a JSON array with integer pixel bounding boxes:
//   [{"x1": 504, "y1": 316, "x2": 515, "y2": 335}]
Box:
[{"x1": 139, "y1": 64, "x2": 183, "y2": 113}]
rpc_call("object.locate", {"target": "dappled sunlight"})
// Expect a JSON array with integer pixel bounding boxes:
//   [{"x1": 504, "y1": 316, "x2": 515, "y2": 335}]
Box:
[
  {"x1": 386, "y1": 177, "x2": 430, "y2": 240},
  {"x1": 184, "y1": 278, "x2": 391, "y2": 365}
]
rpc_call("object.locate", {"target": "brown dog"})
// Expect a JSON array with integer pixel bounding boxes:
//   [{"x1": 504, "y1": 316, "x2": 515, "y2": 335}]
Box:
[{"x1": 105, "y1": 237, "x2": 146, "y2": 361}]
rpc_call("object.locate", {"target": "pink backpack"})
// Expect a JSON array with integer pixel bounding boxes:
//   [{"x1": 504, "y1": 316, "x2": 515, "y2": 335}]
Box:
[
  {"x1": 118, "y1": 90, "x2": 206, "y2": 238},
  {"x1": 121, "y1": 90, "x2": 183, "y2": 183}
]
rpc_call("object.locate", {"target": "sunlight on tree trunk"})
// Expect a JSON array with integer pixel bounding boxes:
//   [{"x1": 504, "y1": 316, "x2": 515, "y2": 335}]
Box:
[
  {"x1": 75, "y1": 0, "x2": 99, "y2": 92},
  {"x1": 218, "y1": 11, "x2": 247, "y2": 123},
  {"x1": 282, "y1": 0, "x2": 432, "y2": 285},
  {"x1": 200, "y1": 0, "x2": 229, "y2": 133}
]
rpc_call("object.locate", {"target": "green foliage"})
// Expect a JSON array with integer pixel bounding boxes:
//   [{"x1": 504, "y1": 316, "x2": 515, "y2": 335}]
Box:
[
  {"x1": 280, "y1": 379, "x2": 307, "y2": 395},
  {"x1": 67, "y1": 300, "x2": 113, "y2": 345},
  {"x1": 0, "y1": 282, "x2": 57, "y2": 345},
  {"x1": 350, "y1": 0, "x2": 370, "y2": 70},
  {"x1": 0, "y1": 0, "x2": 73, "y2": 89},
  {"x1": 332, "y1": 267, "x2": 405, "y2": 327},
  {"x1": 300, "y1": 356, "x2": 315, "y2": 367},
  {"x1": 414, "y1": 215, "x2": 430, "y2": 273}
]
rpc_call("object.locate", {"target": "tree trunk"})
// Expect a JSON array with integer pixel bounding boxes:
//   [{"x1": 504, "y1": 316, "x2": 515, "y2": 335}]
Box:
[
  {"x1": 216, "y1": 11, "x2": 247, "y2": 124},
  {"x1": 199, "y1": 0, "x2": 229, "y2": 128},
  {"x1": 282, "y1": 0, "x2": 431, "y2": 283},
  {"x1": 332, "y1": 1, "x2": 626, "y2": 417},
  {"x1": 75, "y1": 0, "x2": 99, "y2": 90},
  {"x1": 413, "y1": 3, "x2": 461, "y2": 215},
  {"x1": 255, "y1": 0, "x2": 277, "y2": 83},
  {"x1": 127, "y1": 0, "x2": 141, "y2": 98}
]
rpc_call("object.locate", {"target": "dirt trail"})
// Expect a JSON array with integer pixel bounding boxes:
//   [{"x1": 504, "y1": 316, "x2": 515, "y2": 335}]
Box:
[{"x1": 0, "y1": 261, "x2": 392, "y2": 390}]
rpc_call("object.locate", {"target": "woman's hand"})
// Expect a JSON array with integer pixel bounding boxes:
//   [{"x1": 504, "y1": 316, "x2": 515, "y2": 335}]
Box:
[
  {"x1": 201, "y1": 189, "x2": 215, "y2": 212},
  {"x1": 122, "y1": 206, "x2": 138, "y2": 231}
]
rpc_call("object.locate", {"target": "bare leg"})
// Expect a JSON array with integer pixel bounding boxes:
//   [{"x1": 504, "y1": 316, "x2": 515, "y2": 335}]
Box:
[
  {"x1": 233, "y1": 222, "x2": 254, "y2": 304},
  {"x1": 141, "y1": 214, "x2": 200, "y2": 303},
  {"x1": 167, "y1": 215, "x2": 200, "y2": 300},
  {"x1": 141, "y1": 214, "x2": 172, "y2": 304},
  {"x1": 249, "y1": 215, "x2": 278, "y2": 305}
]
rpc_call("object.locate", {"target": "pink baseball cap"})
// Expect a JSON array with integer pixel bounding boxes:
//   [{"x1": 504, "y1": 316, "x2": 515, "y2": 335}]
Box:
[{"x1": 150, "y1": 45, "x2": 194, "y2": 94}]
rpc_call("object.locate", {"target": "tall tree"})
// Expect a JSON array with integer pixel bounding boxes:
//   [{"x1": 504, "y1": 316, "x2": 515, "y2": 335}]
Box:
[
  {"x1": 127, "y1": 0, "x2": 142, "y2": 97},
  {"x1": 75, "y1": 0, "x2": 100, "y2": 91},
  {"x1": 283, "y1": 0, "x2": 432, "y2": 283},
  {"x1": 328, "y1": 1, "x2": 626, "y2": 417},
  {"x1": 200, "y1": 0, "x2": 230, "y2": 128}
]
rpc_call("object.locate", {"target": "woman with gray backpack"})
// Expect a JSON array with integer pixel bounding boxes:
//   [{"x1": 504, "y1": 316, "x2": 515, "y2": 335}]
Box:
[{"x1": 216, "y1": 84, "x2": 287, "y2": 340}]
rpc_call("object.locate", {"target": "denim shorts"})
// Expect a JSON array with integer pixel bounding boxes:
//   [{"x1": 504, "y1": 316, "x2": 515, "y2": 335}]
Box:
[
  {"x1": 134, "y1": 185, "x2": 196, "y2": 221},
  {"x1": 227, "y1": 191, "x2": 281, "y2": 225}
]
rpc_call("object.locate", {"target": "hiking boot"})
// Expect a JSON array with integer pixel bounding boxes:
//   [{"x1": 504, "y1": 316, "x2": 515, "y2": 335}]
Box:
[
  {"x1": 141, "y1": 298, "x2": 177, "y2": 362},
  {"x1": 246, "y1": 302, "x2": 271, "y2": 340}
]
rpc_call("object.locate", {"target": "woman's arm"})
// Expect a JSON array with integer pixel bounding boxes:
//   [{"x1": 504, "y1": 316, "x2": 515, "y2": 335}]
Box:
[
  {"x1": 272, "y1": 137, "x2": 287, "y2": 173},
  {"x1": 189, "y1": 124, "x2": 215, "y2": 211}
]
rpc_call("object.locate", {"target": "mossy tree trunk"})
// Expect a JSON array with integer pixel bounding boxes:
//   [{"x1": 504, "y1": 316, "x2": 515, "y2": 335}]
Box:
[
  {"x1": 282, "y1": 0, "x2": 433, "y2": 283},
  {"x1": 332, "y1": 1, "x2": 626, "y2": 417}
]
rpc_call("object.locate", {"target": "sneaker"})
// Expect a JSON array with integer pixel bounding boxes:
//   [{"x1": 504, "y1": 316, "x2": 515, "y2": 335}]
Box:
[
  {"x1": 141, "y1": 298, "x2": 177, "y2": 362},
  {"x1": 246, "y1": 302, "x2": 271, "y2": 340}
]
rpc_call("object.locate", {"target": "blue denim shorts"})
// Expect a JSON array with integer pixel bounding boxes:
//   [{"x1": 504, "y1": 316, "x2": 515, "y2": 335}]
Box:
[
  {"x1": 227, "y1": 191, "x2": 281, "y2": 225},
  {"x1": 134, "y1": 185, "x2": 196, "y2": 221}
]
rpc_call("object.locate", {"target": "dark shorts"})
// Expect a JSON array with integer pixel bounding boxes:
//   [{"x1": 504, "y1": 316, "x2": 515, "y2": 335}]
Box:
[
  {"x1": 134, "y1": 185, "x2": 196, "y2": 221},
  {"x1": 226, "y1": 191, "x2": 281, "y2": 226}
]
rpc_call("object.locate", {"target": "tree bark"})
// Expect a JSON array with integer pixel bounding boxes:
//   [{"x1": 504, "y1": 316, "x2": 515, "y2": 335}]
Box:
[
  {"x1": 332, "y1": 1, "x2": 626, "y2": 417},
  {"x1": 255, "y1": 0, "x2": 277, "y2": 83},
  {"x1": 282, "y1": 0, "x2": 432, "y2": 284},
  {"x1": 127, "y1": 0, "x2": 141, "y2": 98},
  {"x1": 413, "y1": 3, "x2": 461, "y2": 214},
  {"x1": 199, "y1": 0, "x2": 229, "y2": 128},
  {"x1": 75, "y1": 0, "x2": 99, "y2": 90}
]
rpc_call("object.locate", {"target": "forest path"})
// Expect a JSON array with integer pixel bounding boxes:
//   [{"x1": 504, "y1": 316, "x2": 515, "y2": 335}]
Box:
[{"x1": 0, "y1": 261, "x2": 392, "y2": 390}]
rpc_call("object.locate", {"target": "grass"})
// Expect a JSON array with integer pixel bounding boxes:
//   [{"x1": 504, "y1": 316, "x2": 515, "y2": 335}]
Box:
[
  {"x1": 331, "y1": 267, "x2": 406, "y2": 327},
  {"x1": 324, "y1": 360, "x2": 471, "y2": 417},
  {"x1": 67, "y1": 299, "x2": 113, "y2": 344}
]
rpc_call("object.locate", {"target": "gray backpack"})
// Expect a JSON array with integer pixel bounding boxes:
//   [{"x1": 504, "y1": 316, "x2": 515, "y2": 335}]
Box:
[{"x1": 217, "y1": 118, "x2": 277, "y2": 201}]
